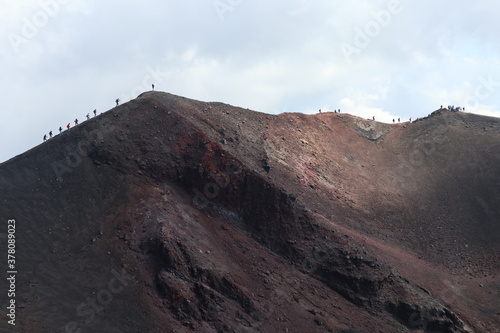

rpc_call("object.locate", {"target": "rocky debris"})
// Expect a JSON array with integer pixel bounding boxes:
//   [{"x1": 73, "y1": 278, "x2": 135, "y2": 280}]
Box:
[
  {"x1": 1, "y1": 91, "x2": 498, "y2": 332},
  {"x1": 355, "y1": 120, "x2": 388, "y2": 141}
]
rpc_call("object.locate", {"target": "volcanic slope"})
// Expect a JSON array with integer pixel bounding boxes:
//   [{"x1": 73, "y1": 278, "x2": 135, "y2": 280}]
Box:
[{"x1": 0, "y1": 91, "x2": 498, "y2": 333}]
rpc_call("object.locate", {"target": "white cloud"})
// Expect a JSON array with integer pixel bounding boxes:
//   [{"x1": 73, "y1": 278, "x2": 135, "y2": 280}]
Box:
[{"x1": 0, "y1": 0, "x2": 499, "y2": 163}]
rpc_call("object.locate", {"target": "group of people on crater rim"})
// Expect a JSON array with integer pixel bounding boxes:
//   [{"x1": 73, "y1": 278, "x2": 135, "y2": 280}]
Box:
[
  {"x1": 42, "y1": 84, "x2": 157, "y2": 143},
  {"x1": 442, "y1": 104, "x2": 465, "y2": 112},
  {"x1": 317, "y1": 100, "x2": 471, "y2": 124},
  {"x1": 318, "y1": 109, "x2": 341, "y2": 113},
  {"x1": 318, "y1": 103, "x2": 468, "y2": 125},
  {"x1": 316, "y1": 107, "x2": 415, "y2": 124},
  {"x1": 383, "y1": 117, "x2": 411, "y2": 123},
  {"x1": 42, "y1": 109, "x2": 98, "y2": 142}
]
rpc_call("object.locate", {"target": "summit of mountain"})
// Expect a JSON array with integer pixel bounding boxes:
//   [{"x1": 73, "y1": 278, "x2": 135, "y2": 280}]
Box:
[{"x1": 1, "y1": 91, "x2": 498, "y2": 332}]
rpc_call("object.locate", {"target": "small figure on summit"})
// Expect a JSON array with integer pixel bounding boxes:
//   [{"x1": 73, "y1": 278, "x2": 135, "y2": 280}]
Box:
[
  {"x1": 93, "y1": 109, "x2": 97, "y2": 117},
  {"x1": 43, "y1": 134, "x2": 47, "y2": 142},
  {"x1": 116, "y1": 98, "x2": 120, "y2": 106},
  {"x1": 49, "y1": 131, "x2": 53, "y2": 138},
  {"x1": 59, "y1": 126, "x2": 62, "y2": 133},
  {"x1": 152, "y1": 84, "x2": 155, "y2": 90},
  {"x1": 74, "y1": 119, "x2": 79, "y2": 126},
  {"x1": 66, "y1": 123, "x2": 71, "y2": 130},
  {"x1": 86, "y1": 113, "x2": 90, "y2": 120}
]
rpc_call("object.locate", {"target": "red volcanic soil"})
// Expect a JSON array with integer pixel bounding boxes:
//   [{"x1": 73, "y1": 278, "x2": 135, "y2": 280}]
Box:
[{"x1": 0, "y1": 92, "x2": 498, "y2": 333}]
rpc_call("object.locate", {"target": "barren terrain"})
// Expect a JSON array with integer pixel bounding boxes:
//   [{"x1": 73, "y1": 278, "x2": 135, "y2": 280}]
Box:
[{"x1": 0, "y1": 92, "x2": 498, "y2": 332}]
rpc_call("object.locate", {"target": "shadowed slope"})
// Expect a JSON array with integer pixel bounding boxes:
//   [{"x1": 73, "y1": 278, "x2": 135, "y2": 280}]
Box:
[{"x1": 0, "y1": 92, "x2": 498, "y2": 332}]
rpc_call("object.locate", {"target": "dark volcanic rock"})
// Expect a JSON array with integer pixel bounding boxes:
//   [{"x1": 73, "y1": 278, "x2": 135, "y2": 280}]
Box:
[{"x1": 0, "y1": 91, "x2": 498, "y2": 332}]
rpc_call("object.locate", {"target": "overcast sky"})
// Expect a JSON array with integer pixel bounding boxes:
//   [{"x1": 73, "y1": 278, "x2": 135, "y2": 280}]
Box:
[{"x1": 1, "y1": 0, "x2": 499, "y2": 163}]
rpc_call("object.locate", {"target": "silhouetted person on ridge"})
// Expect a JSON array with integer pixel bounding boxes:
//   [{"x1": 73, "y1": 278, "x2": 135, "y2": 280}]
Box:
[
  {"x1": 152, "y1": 84, "x2": 155, "y2": 90},
  {"x1": 67, "y1": 123, "x2": 70, "y2": 130},
  {"x1": 93, "y1": 109, "x2": 97, "y2": 117},
  {"x1": 43, "y1": 134, "x2": 47, "y2": 142},
  {"x1": 398, "y1": 117, "x2": 400, "y2": 122},
  {"x1": 393, "y1": 119, "x2": 395, "y2": 123},
  {"x1": 59, "y1": 126, "x2": 62, "y2": 133},
  {"x1": 116, "y1": 98, "x2": 120, "y2": 106},
  {"x1": 86, "y1": 113, "x2": 90, "y2": 120},
  {"x1": 74, "y1": 119, "x2": 79, "y2": 126},
  {"x1": 373, "y1": 116, "x2": 375, "y2": 120},
  {"x1": 409, "y1": 117, "x2": 412, "y2": 122},
  {"x1": 319, "y1": 109, "x2": 322, "y2": 113},
  {"x1": 49, "y1": 131, "x2": 53, "y2": 138}
]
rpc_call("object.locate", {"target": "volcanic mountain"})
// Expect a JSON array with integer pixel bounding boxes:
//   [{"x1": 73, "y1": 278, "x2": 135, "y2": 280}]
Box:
[{"x1": 0, "y1": 91, "x2": 498, "y2": 333}]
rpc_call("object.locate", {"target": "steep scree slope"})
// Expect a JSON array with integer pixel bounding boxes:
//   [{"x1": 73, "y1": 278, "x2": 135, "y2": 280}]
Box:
[{"x1": 0, "y1": 92, "x2": 498, "y2": 332}]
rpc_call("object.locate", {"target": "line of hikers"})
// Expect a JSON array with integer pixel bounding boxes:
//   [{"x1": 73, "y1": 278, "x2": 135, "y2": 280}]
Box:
[
  {"x1": 370, "y1": 116, "x2": 412, "y2": 123},
  {"x1": 390, "y1": 117, "x2": 412, "y2": 123},
  {"x1": 42, "y1": 85, "x2": 159, "y2": 142},
  {"x1": 43, "y1": 109, "x2": 98, "y2": 142},
  {"x1": 315, "y1": 102, "x2": 468, "y2": 126},
  {"x1": 318, "y1": 108, "x2": 415, "y2": 124},
  {"x1": 318, "y1": 109, "x2": 340, "y2": 113}
]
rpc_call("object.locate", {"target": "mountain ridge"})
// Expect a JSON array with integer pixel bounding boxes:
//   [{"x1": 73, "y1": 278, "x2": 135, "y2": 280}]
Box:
[{"x1": 0, "y1": 91, "x2": 498, "y2": 332}]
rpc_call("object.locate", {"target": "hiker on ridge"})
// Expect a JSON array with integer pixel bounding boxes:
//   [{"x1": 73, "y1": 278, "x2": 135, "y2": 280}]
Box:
[
  {"x1": 116, "y1": 98, "x2": 120, "y2": 106},
  {"x1": 93, "y1": 109, "x2": 97, "y2": 117},
  {"x1": 74, "y1": 119, "x2": 79, "y2": 126},
  {"x1": 152, "y1": 84, "x2": 155, "y2": 90},
  {"x1": 86, "y1": 113, "x2": 90, "y2": 120},
  {"x1": 49, "y1": 131, "x2": 53, "y2": 138},
  {"x1": 59, "y1": 126, "x2": 62, "y2": 133},
  {"x1": 67, "y1": 123, "x2": 71, "y2": 130},
  {"x1": 43, "y1": 134, "x2": 47, "y2": 142}
]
